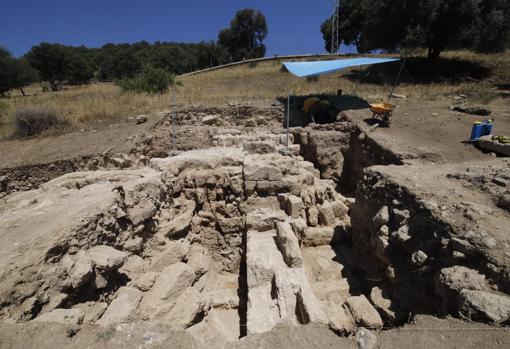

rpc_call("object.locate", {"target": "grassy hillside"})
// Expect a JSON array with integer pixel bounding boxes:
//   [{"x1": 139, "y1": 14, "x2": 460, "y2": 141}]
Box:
[{"x1": 1, "y1": 50, "x2": 509, "y2": 139}]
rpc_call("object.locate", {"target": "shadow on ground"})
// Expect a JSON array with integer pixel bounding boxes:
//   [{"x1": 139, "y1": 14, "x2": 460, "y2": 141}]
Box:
[
  {"x1": 342, "y1": 57, "x2": 491, "y2": 85},
  {"x1": 277, "y1": 94, "x2": 369, "y2": 127}
]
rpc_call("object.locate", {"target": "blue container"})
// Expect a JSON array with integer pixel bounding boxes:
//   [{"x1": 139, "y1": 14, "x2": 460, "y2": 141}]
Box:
[
  {"x1": 484, "y1": 120, "x2": 493, "y2": 136},
  {"x1": 471, "y1": 122, "x2": 485, "y2": 142}
]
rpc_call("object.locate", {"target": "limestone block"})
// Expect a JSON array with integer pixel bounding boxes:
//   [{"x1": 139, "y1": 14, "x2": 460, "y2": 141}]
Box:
[
  {"x1": 318, "y1": 203, "x2": 336, "y2": 226},
  {"x1": 62, "y1": 251, "x2": 93, "y2": 289},
  {"x1": 34, "y1": 308, "x2": 84, "y2": 325},
  {"x1": 331, "y1": 200, "x2": 349, "y2": 218},
  {"x1": 86, "y1": 245, "x2": 128, "y2": 272},
  {"x1": 285, "y1": 195, "x2": 304, "y2": 219},
  {"x1": 459, "y1": 289, "x2": 510, "y2": 323},
  {"x1": 345, "y1": 295, "x2": 383, "y2": 328},
  {"x1": 96, "y1": 287, "x2": 143, "y2": 326},
  {"x1": 243, "y1": 163, "x2": 282, "y2": 181},
  {"x1": 159, "y1": 209, "x2": 194, "y2": 238},
  {"x1": 276, "y1": 221, "x2": 303, "y2": 267},
  {"x1": 139, "y1": 262, "x2": 196, "y2": 318},
  {"x1": 306, "y1": 206, "x2": 319, "y2": 227},
  {"x1": 148, "y1": 240, "x2": 188, "y2": 272},
  {"x1": 164, "y1": 287, "x2": 208, "y2": 329},
  {"x1": 372, "y1": 206, "x2": 389, "y2": 228},
  {"x1": 123, "y1": 237, "x2": 143, "y2": 253}
]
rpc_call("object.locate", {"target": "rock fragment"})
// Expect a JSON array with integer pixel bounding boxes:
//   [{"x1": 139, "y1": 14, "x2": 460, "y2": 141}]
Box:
[
  {"x1": 87, "y1": 245, "x2": 128, "y2": 271},
  {"x1": 276, "y1": 221, "x2": 303, "y2": 267},
  {"x1": 459, "y1": 289, "x2": 510, "y2": 323},
  {"x1": 96, "y1": 286, "x2": 143, "y2": 326},
  {"x1": 345, "y1": 295, "x2": 383, "y2": 328},
  {"x1": 34, "y1": 308, "x2": 84, "y2": 325}
]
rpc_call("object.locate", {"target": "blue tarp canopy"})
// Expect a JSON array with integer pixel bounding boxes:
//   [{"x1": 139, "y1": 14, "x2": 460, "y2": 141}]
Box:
[{"x1": 282, "y1": 57, "x2": 400, "y2": 78}]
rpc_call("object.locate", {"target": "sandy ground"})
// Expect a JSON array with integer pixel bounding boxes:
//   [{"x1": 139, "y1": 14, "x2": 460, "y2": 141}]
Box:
[{"x1": 344, "y1": 98, "x2": 510, "y2": 164}]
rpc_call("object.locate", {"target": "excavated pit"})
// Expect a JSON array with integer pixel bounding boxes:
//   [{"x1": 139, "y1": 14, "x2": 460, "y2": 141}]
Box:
[{"x1": 1, "y1": 116, "x2": 509, "y2": 346}]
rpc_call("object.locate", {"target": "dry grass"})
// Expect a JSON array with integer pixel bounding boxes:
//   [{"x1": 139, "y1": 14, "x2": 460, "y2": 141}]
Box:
[{"x1": 1, "y1": 50, "x2": 509, "y2": 139}]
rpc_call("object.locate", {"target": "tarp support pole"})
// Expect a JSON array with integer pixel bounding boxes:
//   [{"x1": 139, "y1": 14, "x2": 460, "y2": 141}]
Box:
[
  {"x1": 387, "y1": 59, "x2": 406, "y2": 103},
  {"x1": 171, "y1": 89, "x2": 176, "y2": 149},
  {"x1": 286, "y1": 92, "x2": 291, "y2": 154}
]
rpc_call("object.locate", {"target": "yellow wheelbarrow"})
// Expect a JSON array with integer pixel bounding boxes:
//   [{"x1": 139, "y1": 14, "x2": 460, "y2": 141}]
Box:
[{"x1": 369, "y1": 102, "x2": 396, "y2": 126}]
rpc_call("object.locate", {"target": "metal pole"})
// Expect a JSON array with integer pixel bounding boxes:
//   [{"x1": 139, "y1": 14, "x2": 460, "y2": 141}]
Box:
[
  {"x1": 286, "y1": 92, "x2": 291, "y2": 154},
  {"x1": 171, "y1": 89, "x2": 176, "y2": 149},
  {"x1": 387, "y1": 59, "x2": 406, "y2": 103}
]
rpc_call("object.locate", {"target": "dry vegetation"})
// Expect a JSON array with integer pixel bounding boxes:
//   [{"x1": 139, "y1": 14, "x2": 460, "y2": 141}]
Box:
[{"x1": 0, "y1": 50, "x2": 509, "y2": 139}]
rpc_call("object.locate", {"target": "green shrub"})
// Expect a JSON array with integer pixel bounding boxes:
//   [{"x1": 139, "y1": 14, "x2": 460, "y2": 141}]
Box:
[
  {"x1": 248, "y1": 61, "x2": 259, "y2": 68},
  {"x1": 116, "y1": 65, "x2": 179, "y2": 94},
  {"x1": 14, "y1": 106, "x2": 67, "y2": 137}
]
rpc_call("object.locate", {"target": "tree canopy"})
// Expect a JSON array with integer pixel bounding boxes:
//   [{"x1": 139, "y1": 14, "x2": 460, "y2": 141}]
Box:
[
  {"x1": 218, "y1": 9, "x2": 268, "y2": 61},
  {"x1": 0, "y1": 47, "x2": 38, "y2": 96},
  {"x1": 321, "y1": 0, "x2": 510, "y2": 58},
  {"x1": 1, "y1": 8, "x2": 269, "y2": 93}
]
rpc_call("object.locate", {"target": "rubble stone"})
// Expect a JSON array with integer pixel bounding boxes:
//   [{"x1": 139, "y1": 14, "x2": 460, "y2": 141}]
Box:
[
  {"x1": 96, "y1": 286, "x2": 143, "y2": 326},
  {"x1": 35, "y1": 308, "x2": 84, "y2": 325},
  {"x1": 459, "y1": 289, "x2": 510, "y2": 323},
  {"x1": 276, "y1": 221, "x2": 303, "y2": 267},
  {"x1": 345, "y1": 295, "x2": 383, "y2": 328},
  {"x1": 318, "y1": 202, "x2": 336, "y2": 226},
  {"x1": 87, "y1": 245, "x2": 128, "y2": 271},
  {"x1": 285, "y1": 195, "x2": 304, "y2": 219},
  {"x1": 139, "y1": 262, "x2": 196, "y2": 317}
]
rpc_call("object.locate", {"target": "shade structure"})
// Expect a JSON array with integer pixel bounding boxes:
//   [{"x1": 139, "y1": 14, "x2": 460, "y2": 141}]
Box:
[{"x1": 282, "y1": 57, "x2": 400, "y2": 78}]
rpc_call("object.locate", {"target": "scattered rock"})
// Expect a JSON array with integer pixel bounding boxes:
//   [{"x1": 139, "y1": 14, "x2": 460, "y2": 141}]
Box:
[
  {"x1": 86, "y1": 245, "x2": 128, "y2": 272},
  {"x1": 72, "y1": 301, "x2": 108, "y2": 323},
  {"x1": 202, "y1": 115, "x2": 219, "y2": 125},
  {"x1": 148, "y1": 240, "x2": 188, "y2": 272},
  {"x1": 34, "y1": 308, "x2": 84, "y2": 325},
  {"x1": 459, "y1": 289, "x2": 510, "y2": 323},
  {"x1": 355, "y1": 327, "x2": 378, "y2": 349},
  {"x1": 132, "y1": 272, "x2": 158, "y2": 291},
  {"x1": 450, "y1": 238, "x2": 477, "y2": 256},
  {"x1": 159, "y1": 209, "x2": 194, "y2": 238},
  {"x1": 453, "y1": 106, "x2": 492, "y2": 116},
  {"x1": 410, "y1": 250, "x2": 428, "y2": 267},
  {"x1": 345, "y1": 295, "x2": 383, "y2": 328},
  {"x1": 123, "y1": 237, "x2": 144, "y2": 253},
  {"x1": 370, "y1": 286, "x2": 397, "y2": 322},
  {"x1": 96, "y1": 286, "x2": 143, "y2": 326},
  {"x1": 164, "y1": 287, "x2": 208, "y2": 329},
  {"x1": 372, "y1": 206, "x2": 389, "y2": 228},
  {"x1": 139, "y1": 262, "x2": 196, "y2": 317},
  {"x1": 492, "y1": 177, "x2": 508, "y2": 187},
  {"x1": 135, "y1": 115, "x2": 148, "y2": 124},
  {"x1": 62, "y1": 251, "x2": 94, "y2": 289},
  {"x1": 127, "y1": 201, "x2": 157, "y2": 226},
  {"x1": 187, "y1": 244, "x2": 211, "y2": 276}
]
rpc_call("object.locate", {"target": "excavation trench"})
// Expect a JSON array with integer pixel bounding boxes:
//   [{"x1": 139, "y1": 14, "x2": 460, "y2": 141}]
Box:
[{"x1": 1, "y1": 119, "x2": 507, "y2": 341}]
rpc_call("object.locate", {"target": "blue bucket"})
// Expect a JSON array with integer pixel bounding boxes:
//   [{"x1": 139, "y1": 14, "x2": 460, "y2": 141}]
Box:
[
  {"x1": 470, "y1": 122, "x2": 485, "y2": 142},
  {"x1": 471, "y1": 120, "x2": 493, "y2": 142},
  {"x1": 484, "y1": 120, "x2": 493, "y2": 136}
]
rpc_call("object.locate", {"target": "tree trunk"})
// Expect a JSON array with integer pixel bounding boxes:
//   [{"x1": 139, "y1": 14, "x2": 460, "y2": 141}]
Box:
[
  {"x1": 50, "y1": 81, "x2": 58, "y2": 92},
  {"x1": 427, "y1": 44, "x2": 442, "y2": 59},
  {"x1": 19, "y1": 88, "x2": 26, "y2": 96}
]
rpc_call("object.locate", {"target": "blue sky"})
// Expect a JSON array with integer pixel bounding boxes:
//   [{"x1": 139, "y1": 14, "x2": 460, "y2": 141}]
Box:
[{"x1": 0, "y1": 0, "x2": 354, "y2": 57}]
